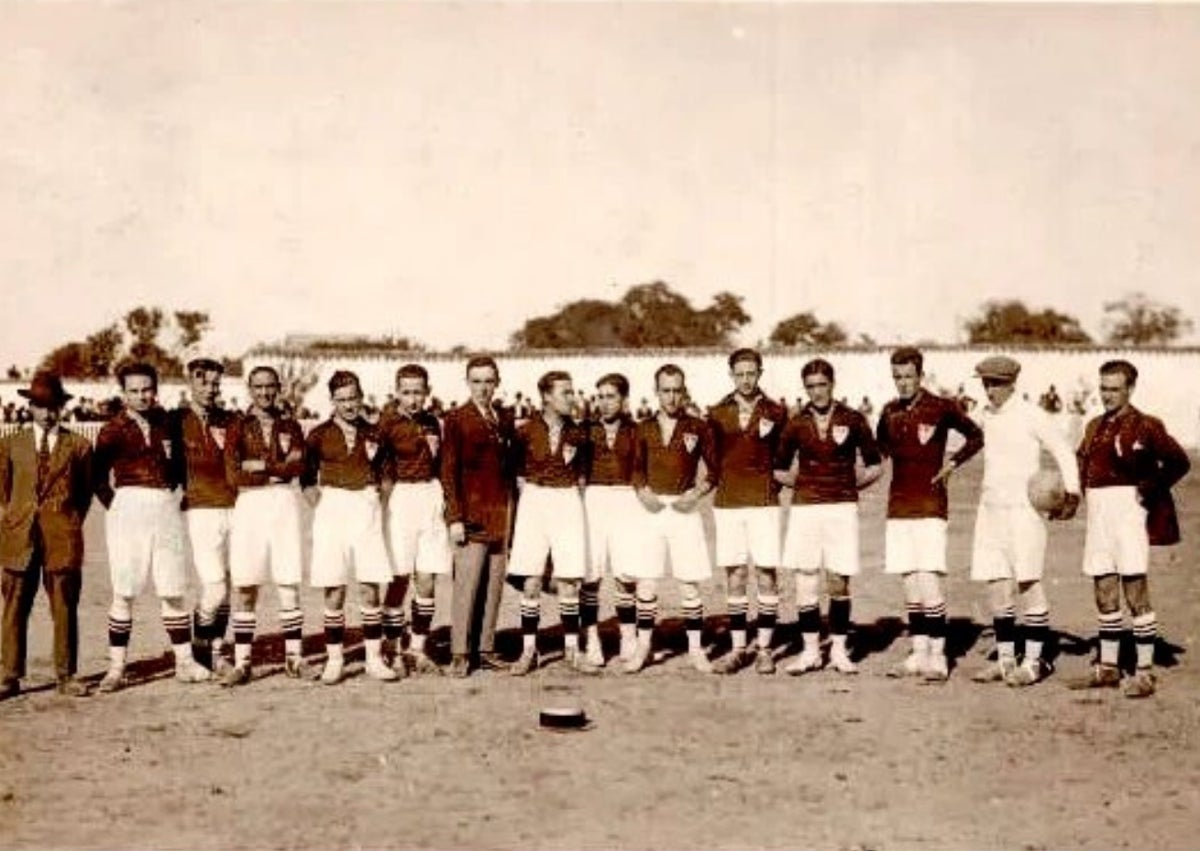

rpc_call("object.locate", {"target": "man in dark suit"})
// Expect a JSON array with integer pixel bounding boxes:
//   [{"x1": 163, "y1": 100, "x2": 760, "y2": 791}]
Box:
[
  {"x1": 440, "y1": 356, "x2": 514, "y2": 677},
  {"x1": 0, "y1": 372, "x2": 94, "y2": 699}
]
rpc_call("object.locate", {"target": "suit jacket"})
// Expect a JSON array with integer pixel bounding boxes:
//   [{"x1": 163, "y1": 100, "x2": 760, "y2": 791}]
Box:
[
  {"x1": 0, "y1": 427, "x2": 94, "y2": 571},
  {"x1": 439, "y1": 403, "x2": 514, "y2": 544}
]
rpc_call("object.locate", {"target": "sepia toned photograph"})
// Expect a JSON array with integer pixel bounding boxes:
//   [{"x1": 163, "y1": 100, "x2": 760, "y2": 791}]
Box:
[{"x1": 1, "y1": 2, "x2": 1198, "y2": 849}]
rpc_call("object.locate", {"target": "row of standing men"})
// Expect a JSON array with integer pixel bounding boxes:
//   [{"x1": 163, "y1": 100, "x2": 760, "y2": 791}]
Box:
[{"x1": 0, "y1": 347, "x2": 1189, "y2": 699}]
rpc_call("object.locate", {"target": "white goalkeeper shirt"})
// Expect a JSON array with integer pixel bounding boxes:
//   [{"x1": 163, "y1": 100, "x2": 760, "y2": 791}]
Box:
[{"x1": 978, "y1": 395, "x2": 1080, "y2": 507}]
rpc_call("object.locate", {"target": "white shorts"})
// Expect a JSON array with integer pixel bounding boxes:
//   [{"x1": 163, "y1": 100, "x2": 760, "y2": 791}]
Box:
[
  {"x1": 508, "y1": 484, "x2": 587, "y2": 580},
  {"x1": 1083, "y1": 487, "x2": 1149, "y2": 577},
  {"x1": 386, "y1": 480, "x2": 452, "y2": 577},
  {"x1": 105, "y1": 487, "x2": 189, "y2": 599},
  {"x1": 185, "y1": 507, "x2": 232, "y2": 585},
  {"x1": 231, "y1": 485, "x2": 305, "y2": 588},
  {"x1": 970, "y1": 502, "x2": 1047, "y2": 583},
  {"x1": 309, "y1": 487, "x2": 393, "y2": 588},
  {"x1": 629, "y1": 494, "x2": 711, "y2": 583},
  {"x1": 713, "y1": 506, "x2": 783, "y2": 568},
  {"x1": 782, "y1": 502, "x2": 860, "y2": 576},
  {"x1": 884, "y1": 518, "x2": 948, "y2": 575},
  {"x1": 584, "y1": 485, "x2": 644, "y2": 581}
]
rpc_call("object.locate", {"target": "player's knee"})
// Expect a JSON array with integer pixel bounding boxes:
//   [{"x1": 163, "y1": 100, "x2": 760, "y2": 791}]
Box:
[
  {"x1": 1093, "y1": 575, "x2": 1121, "y2": 613},
  {"x1": 1122, "y1": 576, "x2": 1152, "y2": 616},
  {"x1": 826, "y1": 573, "x2": 850, "y2": 598},
  {"x1": 635, "y1": 579, "x2": 657, "y2": 601},
  {"x1": 160, "y1": 596, "x2": 188, "y2": 618},
  {"x1": 680, "y1": 582, "x2": 701, "y2": 604},
  {"x1": 200, "y1": 581, "x2": 227, "y2": 611},
  {"x1": 358, "y1": 582, "x2": 382, "y2": 608},
  {"x1": 755, "y1": 567, "x2": 778, "y2": 594},
  {"x1": 109, "y1": 596, "x2": 134, "y2": 620},
  {"x1": 277, "y1": 585, "x2": 300, "y2": 610}
]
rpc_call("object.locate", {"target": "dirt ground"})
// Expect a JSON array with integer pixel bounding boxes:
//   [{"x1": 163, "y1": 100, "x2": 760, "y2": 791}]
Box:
[{"x1": 2, "y1": 460, "x2": 1199, "y2": 850}]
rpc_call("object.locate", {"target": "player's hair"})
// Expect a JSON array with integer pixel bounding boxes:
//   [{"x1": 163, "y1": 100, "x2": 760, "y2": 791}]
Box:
[
  {"x1": 727, "y1": 348, "x2": 762, "y2": 370},
  {"x1": 117, "y1": 361, "x2": 159, "y2": 390},
  {"x1": 801, "y1": 358, "x2": 835, "y2": 383},
  {"x1": 654, "y1": 363, "x2": 686, "y2": 388},
  {"x1": 889, "y1": 346, "x2": 924, "y2": 374},
  {"x1": 1099, "y1": 359, "x2": 1138, "y2": 387},
  {"x1": 537, "y1": 370, "x2": 572, "y2": 396},
  {"x1": 465, "y1": 355, "x2": 500, "y2": 378},
  {"x1": 595, "y1": 373, "x2": 630, "y2": 398},
  {"x1": 396, "y1": 363, "x2": 429, "y2": 386},
  {"x1": 328, "y1": 370, "x2": 362, "y2": 396},
  {"x1": 247, "y1": 365, "x2": 280, "y2": 385}
]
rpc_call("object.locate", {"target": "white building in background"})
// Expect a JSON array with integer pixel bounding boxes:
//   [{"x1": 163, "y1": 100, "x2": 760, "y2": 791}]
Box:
[{"x1": 241, "y1": 344, "x2": 1200, "y2": 448}]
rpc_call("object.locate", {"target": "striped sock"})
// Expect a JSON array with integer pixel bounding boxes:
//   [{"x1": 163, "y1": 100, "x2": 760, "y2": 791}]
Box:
[
  {"x1": 383, "y1": 607, "x2": 407, "y2": 652},
  {"x1": 1132, "y1": 612, "x2": 1157, "y2": 670},
  {"x1": 213, "y1": 602, "x2": 231, "y2": 650},
  {"x1": 163, "y1": 612, "x2": 193, "y2": 651},
  {"x1": 829, "y1": 596, "x2": 852, "y2": 639},
  {"x1": 797, "y1": 604, "x2": 821, "y2": 654},
  {"x1": 560, "y1": 596, "x2": 581, "y2": 651},
  {"x1": 682, "y1": 599, "x2": 704, "y2": 653},
  {"x1": 411, "y1": 596, "x2": 435, "y2": 653},
  {"x1": 907, "y1": 603, "x2": 927, "y2": 653},
  {"x1": 1097, "y1": 610, "x2": 1123, "y2": 668},
  {"x1": 924, "y1": 601, "x2": 947, "y2": 659},
  {"x1": 361, "y1": 607, "x2": 384, "y2": 663},
  {"x1": 232, "y1": 612, "x2": 256, "y2": 668},
  {"x1": 616, "y1": 589, "x2": 637, "y2": 646},
  {"x1": 324, "y1": 610, "x2": 346, "y2": 650},
  {"x1": 580, "y1": 583, "x2": 600, "y2": 632},
  {"x1": 108, "y1": 615, "x2": 132, "y2": 669},
  {"x1": 995, "y1": 607, "x2": 1017, "y2": 662},
  {"x1": 194, "y1": 608, "x2": 216, "y2": 644},
  {"x1": 757, "y1": 595, "x2": 779, "y2": 651},
  {"x1": 635, "y1": 597, "x2": 658, "y2": 642},
  {"x1": 520, "y1": 597, "x2": 540, "y2": 652},
  {"x1": 1023, "y1": 610, "x2": 1049, "y2": 664},
  {"x1": 279, "y1": 608, "x2": 304, "y2": 659},
  {"x1": 727, "y1": 596, "x2": 749, "y2": 650}
]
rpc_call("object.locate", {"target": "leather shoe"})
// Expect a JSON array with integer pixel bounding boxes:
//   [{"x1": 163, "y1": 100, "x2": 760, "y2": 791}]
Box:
[
  {"x1": 56, "y1": 678, "x2": 89, "y2": 698},
  {"x1": 476, "y1": 652, "x2": 509, "y2": 672},
  {"x1": 0, "y1": 679, "x2": 19, "y2": 701}
]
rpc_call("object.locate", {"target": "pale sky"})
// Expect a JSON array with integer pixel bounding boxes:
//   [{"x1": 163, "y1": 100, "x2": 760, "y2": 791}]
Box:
[{"x1": 2, "y1": 2, "x2": 1198, "y2": 369}]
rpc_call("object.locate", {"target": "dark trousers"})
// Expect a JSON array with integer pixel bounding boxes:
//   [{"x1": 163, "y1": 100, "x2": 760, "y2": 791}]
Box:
[
  {"x1": 450, "y1": 542, "x2": 506, "y2": 657},
  {"x1": 1, "y1": 563, "x2": 81, "y2": 683}
]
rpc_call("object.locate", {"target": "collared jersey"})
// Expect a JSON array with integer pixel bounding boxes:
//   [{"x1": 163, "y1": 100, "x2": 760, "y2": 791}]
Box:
[
  {"x1": 301, "y1": 417, "x2": 384, "y2": 491},
  {"x1": 632, "y1": 412, "x2": 717, "y2": 496},
  {"x1": 93, "y1": 408, "x2": 177, "y2": 508},
  {"x1": 171, "y1": 406, "x2": 238, "y2": 509},
  {"x1": 377, "y1": 408, "x2": 442, "y2": 483},
  {"x1": 1078, "y1": 406, "x2": 1190, "y2": 492},
  {"x1": 513, "y1": 414, "x2": 587, "y2": 488},
  {"x1": 978, "y1": 396, "x2": 1080, "y2": 506},
  {"x1": 775, "y1": 403, "x2": 881, "y2": 504},
  {"x1": 876, "y1": 390, "x2": 984, "y2": 519},
  {"x1": 708, "y1": 393, "x2": 787, "y2": 508},
  {"x1": 226, "y1": 410, "x2": 307, "y2": 489},
  {"x1": 585, "y1": 416, "x2": 638, "y2": 486}
]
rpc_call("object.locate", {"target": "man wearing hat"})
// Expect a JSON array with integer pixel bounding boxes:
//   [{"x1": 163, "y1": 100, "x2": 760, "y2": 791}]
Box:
[
  {"x1": 970, "y1": 354, "x2": 1080, "y2": 687},
  {"x1": 169, "y1": 357, "x2": 238, "y2": 674},
  {"x1": 0, "y1": 373, "x2": 94, "y2": 699}
]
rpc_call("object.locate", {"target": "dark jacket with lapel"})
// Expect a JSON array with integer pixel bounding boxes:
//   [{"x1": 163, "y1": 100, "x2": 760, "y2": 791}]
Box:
[{"x1": 439, "y1": 403, "x2": 514, "y2": 544}]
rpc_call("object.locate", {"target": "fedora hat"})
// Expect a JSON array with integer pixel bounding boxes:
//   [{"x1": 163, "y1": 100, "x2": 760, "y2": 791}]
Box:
[{"x1": 17, "y1": 372, "x2": 72, "y2": 408}]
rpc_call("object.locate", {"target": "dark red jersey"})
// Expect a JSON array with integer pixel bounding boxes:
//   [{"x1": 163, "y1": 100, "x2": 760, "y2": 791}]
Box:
[
  {"x1": 1078, "y1": 406, "x2": 1189, "y2": 492},
  {"x1": 93, "y1": 409, "x2": 177, "y2": 508},
  {"x1": 632, "y1": 413, "x2": 717, "y2": 496},
  {"x1": 225, "y1": 410, "x2": 306, "y2": 489},
  {"x1": 708, "y1": 393, "x2": 787, "y2": 508},
  {"x1": 301, "y1": 418, "x2": 385, "y2": 491},
  {"x1": 513, "y1": 414, "x2": 587, "y2": 488},
  {"x1": 774, "y1": 403, "x2": 881, "y2": 504},
  {"x1": 875, "y1": 390, "x2": 983, "y2": 519},
  {"x1": 169, "y1": 406, "x2": 238, "y2": 510},
  {"x1": 377, "y1": 409, "x2": 442, "y2": 483},
  {"x1": 585, "y1": 416, "x2": 638, "y2": 486}
]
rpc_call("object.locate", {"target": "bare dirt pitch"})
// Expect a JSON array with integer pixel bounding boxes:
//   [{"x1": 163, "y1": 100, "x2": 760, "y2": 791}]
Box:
[{"x1": 2, "y1": 461, "x2": 1199, "y2": 850}]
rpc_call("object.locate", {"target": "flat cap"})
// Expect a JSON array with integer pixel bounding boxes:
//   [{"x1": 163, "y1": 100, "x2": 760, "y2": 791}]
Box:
[
  {"x1": 186, "y1": 357, "x2": 225, "y2": 374},
  {"x1": 975, "y1": 355, "x2": 1021, "y2": 382}
]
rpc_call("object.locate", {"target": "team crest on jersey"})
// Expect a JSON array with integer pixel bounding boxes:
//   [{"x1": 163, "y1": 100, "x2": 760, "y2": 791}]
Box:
[
  {"x1": 917, "y1": 424, "x2": 935, "y2": 445},
  {"x1": 209, "y1": 426, "x2": 226, "y2": 451},
  {"x1": 278, "y1": 432, "x2": 293, "y2": 455},
  {"x1": 683, "y1": 433, "x2": 698, "y2": 454},
  {"x1": 831, "y1": 425, "x2": 849, "y2": 445},
  {"x1": 1132, "y1": 438, "x2": 1144, "y2": 453},
  {"x1": 759, "y1": 418, "x2": 775, "y2": 438},
  {"x1": 562, "y1": 443, "x2": 577, "y2": 465},
  {"x1": 364, "y1": 438, "x2": 379, "y2": 461}
]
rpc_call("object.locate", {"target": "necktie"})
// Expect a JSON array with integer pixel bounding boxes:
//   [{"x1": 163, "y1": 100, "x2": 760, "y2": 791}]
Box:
[{"x1": 37, "y1": 429, "x2": 51, "y2": 491}]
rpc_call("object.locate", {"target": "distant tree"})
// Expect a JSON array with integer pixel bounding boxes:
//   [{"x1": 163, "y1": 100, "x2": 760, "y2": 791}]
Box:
[
  {"x1": 84, "y1": 324, "x2": 122, "y2": 377},
  {"x1": 510, "y1": 281, "x2": 750, "y2": 349},
  {"x1": 39, "y1": 342, "x2": 92, "y2": 378},
  {"x1": 769, "y1": 311, "x2": 849, "y2": 347},
  {"x1": 1102, "y1": 292, "x2": 1194, "y2": 346},
  {"x1": 174, "y1": 310, "x2": 211, "y2": 351},
  {"x1": 963, "y1": 300, "x2": 1092, "y2": 345}
]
